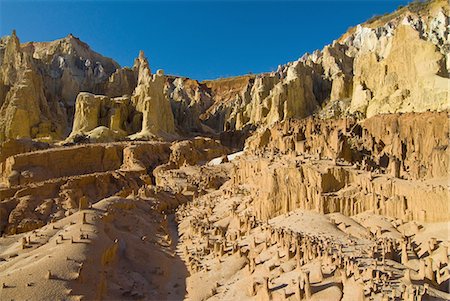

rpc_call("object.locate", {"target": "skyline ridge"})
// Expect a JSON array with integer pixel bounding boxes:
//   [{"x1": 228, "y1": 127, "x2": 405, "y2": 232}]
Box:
[{"x1": 1, "y1": 0, "x2": 411, "y2": 80}]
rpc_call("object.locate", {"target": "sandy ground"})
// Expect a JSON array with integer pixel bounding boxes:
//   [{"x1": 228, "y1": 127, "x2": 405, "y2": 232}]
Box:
[
  {"x1": 0, "y1": 193, "x2": 188, "y2": 300},
  {"x1": 0, "y1": 151, "x2": 449, "y2": 301},
  {"x1": 176, "y1": 181, "x2": 450, "y2": 301}
]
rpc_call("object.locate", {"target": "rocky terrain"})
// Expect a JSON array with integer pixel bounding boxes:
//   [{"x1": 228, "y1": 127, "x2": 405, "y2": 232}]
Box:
[{"x1": 0, "y1": 0, "x2": 449, "y2": 300}]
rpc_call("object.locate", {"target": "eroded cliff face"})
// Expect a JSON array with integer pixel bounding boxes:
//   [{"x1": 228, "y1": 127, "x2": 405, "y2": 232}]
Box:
[
  {"x1": 245, "y1": 111, "x2": 449, "y2": 181},
  {"x1": 1, "y1": 110, "x2": 449, "y2": 300},
  {"x1": 0, "y1": 0, "x2": 448, "y2": 144},
  {"x1": 166, "y1": 77, "x2": 213, "y2": 134},
  {"x1": 238, "y1": 112, "x2": 449, "y2": 222},
  {"x1": 0, "y1": 32, "x2": 60, "y2": 142},
  {"x1": 348, "y1": 19, "x2": 449, "y2": 117},
  {"x1": 131, "y1": 52, "x2": 176, "y2": 139},
  {"x1": 66, "y1": 52, "x2": 177, "y2": 142},
  {"x1": 0, "y1": 32, "x2": 120, "y2": 143},
  {"x1": 0, "y1": 136, "x2": 227, "y2": 235},
  {"x1": 160, "y1": 0, "x2": 449, "y2": 133},
  {"x1": 70, "y1": 93, "x2": 134, "y2": 142},
  {"x1": 0, "y1": 2, "x2": 449, "y2": 300}
]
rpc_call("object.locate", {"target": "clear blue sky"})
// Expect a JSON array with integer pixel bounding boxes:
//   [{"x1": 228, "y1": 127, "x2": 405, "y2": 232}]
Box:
[{"x1": 0, "y1": 0, "x2": 410, "y2": 80}]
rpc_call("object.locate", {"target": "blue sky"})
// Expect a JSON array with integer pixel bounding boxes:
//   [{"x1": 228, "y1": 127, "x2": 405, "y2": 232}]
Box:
[{"x1": 0, "y1": 0, "x2": 410, "y2": 80}]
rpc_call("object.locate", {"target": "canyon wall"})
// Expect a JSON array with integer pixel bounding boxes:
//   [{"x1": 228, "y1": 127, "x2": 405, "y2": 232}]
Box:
[
  {"x1": 0, "y1": 32, "x2": 119, "y2": 142},
  {"x1": 0, "y1": 0, "x2": 447, "y2": 144},
  {"x1": 183, "y1": 0, "x2": 449, "y2": 131},
  {"x1": 239, "y1": 112, "x2": 449, "y2": 222},
  {"x1": 0, "y1": 1, "x2": 449, "y2": 300}
]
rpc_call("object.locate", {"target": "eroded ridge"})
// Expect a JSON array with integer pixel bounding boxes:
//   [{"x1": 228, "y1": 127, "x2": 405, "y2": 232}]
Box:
[
  {"x1": 175, "y1": 112, "x2": 449, "y2": 301},
  {"x1": 0, "y1": 136, "x2": 232, "y2": 300},
  {"x1": 0, "y1": 0, "x2": 449, "y2": 300}
]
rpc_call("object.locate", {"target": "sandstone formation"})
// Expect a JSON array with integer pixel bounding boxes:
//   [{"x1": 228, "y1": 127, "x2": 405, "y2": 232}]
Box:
[
  {"x1": 349, "y1": 23, "x2": 449, "y2": 117},
  {"x1": 243, "y1": 112, "x2": 449, "y2": 222},
  {"x1": 130, "y1": 52, "x2": 175, "y2": 138},
  {"x1": 0, "y1": 32, "x2": 119, "y2": 142},
  {"x1": 0, "y1": 0, "x2": 449, "y2": 300},
  {"x1": 0, "y1": 0, "x2": 448, "y2": 144},
  {"x1": 67, "y1": 52, "x2": 176, "y2": 142}
]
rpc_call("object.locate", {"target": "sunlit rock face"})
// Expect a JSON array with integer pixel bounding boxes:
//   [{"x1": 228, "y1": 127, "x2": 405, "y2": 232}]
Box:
[
  {"x1": 165, "y1": 0, "x2": 449, "y2": 133},
  {"x1": 0, "y1": 0, "x2": 448, "y2": 144},
  {"x1": 0, "y1": 32, "x2": 120, "y2": 142},
  {"x1": 130, "y1": 52, "x2": 175, "y2": 138},
  {"x1": 0, "y1": 2, "x2": 449, "y2": 300},
  {"x1": 67, "y1": 52, "x2": 176, "y2": 142}
]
